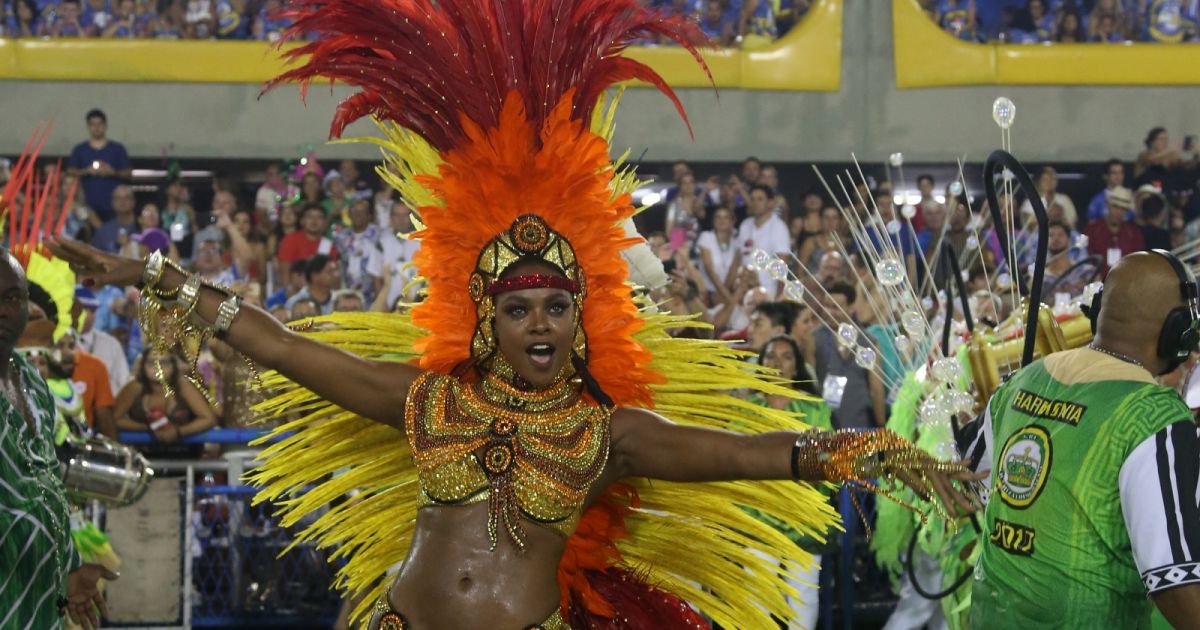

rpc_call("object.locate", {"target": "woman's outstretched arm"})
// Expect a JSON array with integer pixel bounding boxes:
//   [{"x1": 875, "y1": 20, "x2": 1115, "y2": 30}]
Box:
[
  {"x1": 49, "y1": 237, "x2": 419, "y2": 428},
  {"x1": 609, "y1": 406, "x2": 983, "y2": 514}
]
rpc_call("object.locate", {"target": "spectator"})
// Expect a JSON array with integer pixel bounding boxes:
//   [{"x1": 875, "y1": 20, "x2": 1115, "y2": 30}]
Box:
[
  {"x1": 1056, "y1": 10, "x2": 1085, "y2": 40},
  {"x1": 289, "y1": 296, "x2": 320, "y2": 321},
  {"x1": 339, "y1": 158, "x2": 372, "y2": 200},
  {"x1": 72, "y1": 285, "x2": 132, "y2": 394},
  {"x1": 253, "y1": 0, "x2": 290, "y2": 41},
  {"x1": 298, "y1": 170, "x2": 325, "y2": 205},
  {"x1": 696, "y1": 206, "x2": 742, "y2": 304},
  {"x1": 937, "y1": 0, "x2": 977, "y2": 40},
  {"x1": 82, "y1": 0, "x2": 111, "y2": 34},
  {"x1": 710, "y1": 266, "x2": 766, "y2": 335},
  {"x1": 276, "y1": 202, "x2": 338, "y2": 280},
  {"x1": 1088, "y1": 0, "x2": 1130, "y2": 40},
  {"x1": 789, "y1": 302, "x2": 819, "y2": 381},
  {"x1": 255, "y1": 162, "x2": 286, "y2": 222},
  {"x1": 214, "y1": 0, "x2": 247, "y2": 38},
  {"x1": 813, "y1": 282, "x2": 886, "y2": 429},
  {"x1": 52, "y1": 328, "x2": 116, "y2": 435},
  {"x1": 334, "y1": 198, "x2": 382, "y2": 304},
  {"x1": 665, "y1": 171, "x2": 706, "y2": 251},
  {"x1": 697, "y1": 0, "x2": 735, "y2": 45},
  {"x1": 1135, "y1": 127, "x2": 1197, "y2": 187},
  {"x1": 746, "y1": 301, "x2": 791, "y2": 353},
  {"x1": 1024, "y1": 0, "x2": 1056, "y2": 41},
  {"x1": 3, "y1": 0, "x2": 42, "y2": 37},
  {"x1": 267, "y1": 259, "x2": 308, "y2": 309},
  {"x1": 269, "y1": 202, "x2": 299, "y2": 260},
  {"x1": 1019, "y1": 166, "x2": 1078, "y2": 229},
  {"x1": 369, "y1": 201, "x2": 422, "y2": 311},
  {"x1": 741, "y1": 156, "x2": 763, "y2": 187},
  {"x1": 150, "y1": 0, "x2": 184, "y2": 38},
  {"x1": 653, "y1": 266, "x2": 711, "y2": 339},
  {"x1": 759, "y1": 165, "x2": 788, "y2": 216},
  {"x1": 1139, "y1": 190, "x2": 1172, "y2": 250},
  {"x1": 90, "y1": 185, "x2": 138, "y2": 253},
  {"x1": 739, "y1": 184, "x2": 791, "y2": 295},
  {"x1": 47, "y1": 0, "x2": 88, "y2": 36},
  {"x1": 1041, "y1": 219, "x2": 1076, "y2": 288},
  {"x1": 1086, "y1": 159, "x2": 1128, "y2": 224},
  {"x1": 67, "y1": 108, "x2": 132, "y2": 221},
  {"x1": 1084, "y1": 185, "x2": 1142, "y2": 276},
  {"x1": 792, "y1": 206, "x2": 822, "y2": 258},
  {"x1": 1141, "y1": 0, "x2": 1199, "y2": 42},
  {"x1": 161, "y1": 176, "x2": 196, "y2": 257},
  {"x1": 737, "y1": 0, "x2": 776, "y2": 47},
  {"x1": 115, "y1": 352, "x2": 217, "y2": 444},
  {"x1": 101, "y1": 0, "x2": 137, "y2": 37},
  {"x1": 866, "y1": 190, "x2": 919, "y2": 285},
  {"x1": 331, "y1": 289, "x2": 366, "y2": 312},
  {"x1": 815, "y1": 250, "x2": 847, "y2": 286},
  {"x1": 129, "y1": 226, "x2": 176, "y2": 261},
  {"x1": 914, "y1": 174, "x2": 941, "y2": 232},
  {"x1": 323, "y1": 170, "x2": 354, "y2": 227},
  {"x1": 287, "y1": 254, "x2": 340, "y2": 315},
  {"x1": 916, "y1": 201, "x2": 947, "y2": 257},
  {"x1": 231, "y1": 207, "x2": 270, "y2": 284}
]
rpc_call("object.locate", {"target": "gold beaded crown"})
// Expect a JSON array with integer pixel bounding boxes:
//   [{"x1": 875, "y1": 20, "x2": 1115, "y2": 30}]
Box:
[{"x1": 468, "y1": 215, "x2": 588, "y2": 367}]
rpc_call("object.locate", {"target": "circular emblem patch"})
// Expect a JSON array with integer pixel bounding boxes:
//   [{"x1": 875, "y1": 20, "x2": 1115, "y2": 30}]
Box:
[{"x1": 996, "y1": 425, "x2": 1052, "y2": 509}]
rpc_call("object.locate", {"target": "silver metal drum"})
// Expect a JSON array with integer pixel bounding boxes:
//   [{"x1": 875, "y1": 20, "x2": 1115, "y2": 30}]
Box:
[{"x1": 60, "y1": 437, "x2": 154, "y2": 506}]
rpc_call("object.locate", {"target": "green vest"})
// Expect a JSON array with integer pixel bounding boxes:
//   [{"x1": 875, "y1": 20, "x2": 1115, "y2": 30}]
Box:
[{"x1": 970, "y1": 354, "x2": 1187, "y2": 629}]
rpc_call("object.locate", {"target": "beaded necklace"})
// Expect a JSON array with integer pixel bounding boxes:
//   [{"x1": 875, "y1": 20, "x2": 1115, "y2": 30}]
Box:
[{"x1": 405, "y1": 356, "x2": 611, "y2": 550}]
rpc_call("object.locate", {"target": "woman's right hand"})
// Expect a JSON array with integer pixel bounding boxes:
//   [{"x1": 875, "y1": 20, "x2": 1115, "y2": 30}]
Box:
[{"x1": 47, "y1": 236, "x2": 146, "y2": 288}]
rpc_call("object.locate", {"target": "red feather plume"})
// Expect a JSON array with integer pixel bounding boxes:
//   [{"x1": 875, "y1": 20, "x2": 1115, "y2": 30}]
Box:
[{"x1": 266, "y1": 0, "x2": 711, "y2": 149}]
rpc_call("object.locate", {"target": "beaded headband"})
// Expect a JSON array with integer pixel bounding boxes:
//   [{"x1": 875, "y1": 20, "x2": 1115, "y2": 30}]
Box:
[
  {"x1": 468, "y1": 215, "x2": 588, "y2": 367},
  {"x1": 487, "y1": 274, "x2": 581, "y2": 296}
]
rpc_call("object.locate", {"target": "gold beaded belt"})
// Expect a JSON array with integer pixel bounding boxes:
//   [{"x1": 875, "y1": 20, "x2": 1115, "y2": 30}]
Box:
[{"x1": 372, "y1": 595, "x2": 570, "y2": 629}]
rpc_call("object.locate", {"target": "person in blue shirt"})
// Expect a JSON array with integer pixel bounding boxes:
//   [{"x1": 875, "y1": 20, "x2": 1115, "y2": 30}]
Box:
[
  {"x1": 3, "y1": 0, "x2": 42, "y2": 36},
  {"x1": 937, "y1": 0, "x2": 977, "y2": 40},
  {"x1": 697, "y1": 0, "x2": 736, "y2": 45},
  {"x1": 67, "y1": 109, "x2": 131, "y2": 222},
  {"x1": 1087, "y1": 159, "x2": 1132, "y2": 224},
  {"x1": 1025, "y1": 0, "x2": 1056, "y2": 41},
  {"x1": 47, "y1": 0, "x2": 87, "y2": 36},
  {"x1": 101, "y1": 0, "x2": 135, "y2": 36},
  {"x1": 1142, "y1": 0, "x2": 1199, "y2": 42},
  {"x1": 214, "y1": 0, "x2": 246, "y2": 38}
]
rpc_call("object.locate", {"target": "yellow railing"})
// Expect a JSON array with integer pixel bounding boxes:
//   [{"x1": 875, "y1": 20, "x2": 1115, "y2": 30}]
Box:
[
  {"x1": 0, "y1": 0, "x2": 841, "y2": 91},
  {"x1": 893, "y1": 0, "x2": 1200, "y2": 87}
]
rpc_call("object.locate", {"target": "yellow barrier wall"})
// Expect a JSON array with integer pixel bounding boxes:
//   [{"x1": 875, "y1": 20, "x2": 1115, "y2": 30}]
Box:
[
  {"x1": 0, "y1": 0, "x2": 841, "y2": 91},
  {"x1": 893, "y1": 0, "x2": 1200, "y2": 87}
]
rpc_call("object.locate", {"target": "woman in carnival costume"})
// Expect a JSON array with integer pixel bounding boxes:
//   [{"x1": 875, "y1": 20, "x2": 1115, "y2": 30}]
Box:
[{"x1": 50, "y1": 1, "x2": 981, "y2": 627}]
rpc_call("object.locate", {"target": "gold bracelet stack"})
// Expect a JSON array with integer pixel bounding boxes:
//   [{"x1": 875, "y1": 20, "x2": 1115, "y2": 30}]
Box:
[
  {"x1": 791, "y1": 428, "x2": 966, "y2": 533},
  {"x1": 138, "y1": 251, "x2": 244, "y2": 403}
]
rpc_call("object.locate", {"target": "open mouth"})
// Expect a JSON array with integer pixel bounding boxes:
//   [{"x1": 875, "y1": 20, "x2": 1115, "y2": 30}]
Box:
[{"x1": 526, "y1": 343, "x2": 556, "y2": 368}]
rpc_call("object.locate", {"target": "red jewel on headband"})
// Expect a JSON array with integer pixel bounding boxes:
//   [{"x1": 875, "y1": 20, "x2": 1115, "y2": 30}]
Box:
[{"x1": 487, "y1": 274, "x2": 581, "y2": 296}]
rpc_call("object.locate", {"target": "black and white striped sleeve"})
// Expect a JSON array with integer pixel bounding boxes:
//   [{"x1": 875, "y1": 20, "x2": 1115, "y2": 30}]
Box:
[
  {"x1": 1119, "y1": 421, "x2": 1200, "y2": 595},
  {"x1": 956, "y1": 396, "x2": 994, "y2": 476}
]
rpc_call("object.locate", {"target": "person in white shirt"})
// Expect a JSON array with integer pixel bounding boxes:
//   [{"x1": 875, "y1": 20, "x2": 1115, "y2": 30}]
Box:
[
  {"x1": 1019, "y1": 165, "x2": 1078, "y2": 229},
  {"x1": 695, "y1": 206, "x2": 742, "y2": 304},
  {"x1": 738, "y1": 183, "x2": 792, "y2": 296},
  {"x1": 367, "y1": 202, "x2": 422, "y2": 311},
  {"x1": 71, "y1": 285, "x2": 131, "y2": 394}
]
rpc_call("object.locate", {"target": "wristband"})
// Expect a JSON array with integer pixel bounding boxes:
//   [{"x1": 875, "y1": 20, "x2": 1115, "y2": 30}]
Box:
[{"x1": 148, "y1": 417, "x2": 170, "y2": 432}]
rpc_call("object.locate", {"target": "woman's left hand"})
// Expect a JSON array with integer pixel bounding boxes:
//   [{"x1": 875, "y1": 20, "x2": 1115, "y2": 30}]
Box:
[{"x1": 888, "y1": 453, "x2": 988, "y2": 516}]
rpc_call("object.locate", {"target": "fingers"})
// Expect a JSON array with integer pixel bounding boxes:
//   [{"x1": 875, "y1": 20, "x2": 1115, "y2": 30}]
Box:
[
  {"x1": 94, "y1": 592, "x2": 111, "y2": 620},
  {"x1": 101, "y1": 567, "x2": 119, "y2": 581}
]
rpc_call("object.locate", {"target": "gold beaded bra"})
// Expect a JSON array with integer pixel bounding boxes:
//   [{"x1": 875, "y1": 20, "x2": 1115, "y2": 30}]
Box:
[{"x1": 404, "y1": 365, "x2": 611, "y2": 550}]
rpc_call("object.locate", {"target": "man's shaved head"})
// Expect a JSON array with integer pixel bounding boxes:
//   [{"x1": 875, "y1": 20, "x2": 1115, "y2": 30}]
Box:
[{"x1": 1096, "y1": 252, "x2": 1189, "y2": 375}]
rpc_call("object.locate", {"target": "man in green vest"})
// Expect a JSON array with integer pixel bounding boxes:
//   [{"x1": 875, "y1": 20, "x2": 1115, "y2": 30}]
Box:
[
  {"x1": 960, "y1": 251, "x2": 1200, "y2": 629},
  {"x1": 0, "y1": 251, "x2": 116, "y2": 629}
]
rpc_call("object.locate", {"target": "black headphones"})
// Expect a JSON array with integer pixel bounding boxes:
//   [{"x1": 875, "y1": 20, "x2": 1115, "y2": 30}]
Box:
[{"x1": 1083, "y1": 249, "x2": 1200, "y2": 374}]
